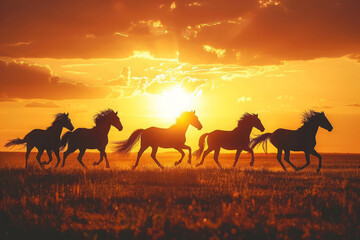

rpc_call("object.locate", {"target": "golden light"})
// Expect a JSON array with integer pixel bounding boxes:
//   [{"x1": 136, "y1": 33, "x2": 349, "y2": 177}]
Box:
[{"x1": 156, "y1": 86, "x2": 197, "y2": 119}]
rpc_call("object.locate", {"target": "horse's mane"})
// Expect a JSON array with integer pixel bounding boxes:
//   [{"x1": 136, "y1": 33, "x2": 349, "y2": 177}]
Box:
[
  {"x1": 237, "y1": 113, "x2": 256, "y2": 127},
  {"x1": 51, "y1": 113, "x2": 68, "y2": 126},
  {"x1": 94, "y1": 109, "x2": 115, "y2": 126},
  {"x1": 301, "y1": 110, "x2": 320, "y2": 124}
]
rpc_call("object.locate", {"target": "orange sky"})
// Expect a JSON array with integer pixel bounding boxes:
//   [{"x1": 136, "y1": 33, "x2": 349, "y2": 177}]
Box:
[{"x1": 1, "y1": 0, "x2": 360, "y2": 153}]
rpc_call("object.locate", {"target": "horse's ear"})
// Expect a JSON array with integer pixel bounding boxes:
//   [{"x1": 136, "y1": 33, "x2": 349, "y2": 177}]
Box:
[
  {"x1": 66, "y1": 113, "x2": 69, "y2": 116},
  {"x1": 116, "y1": 111, "x2": 118, "y2": 115},
  {"x1": 256, "y1": 114, "x2": 258, "y2": 117}
]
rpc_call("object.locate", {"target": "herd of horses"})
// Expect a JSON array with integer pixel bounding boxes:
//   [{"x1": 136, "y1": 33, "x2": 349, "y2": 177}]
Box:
[{"x1": 4, "y1": 109, "x2": 333, "y2": 172}]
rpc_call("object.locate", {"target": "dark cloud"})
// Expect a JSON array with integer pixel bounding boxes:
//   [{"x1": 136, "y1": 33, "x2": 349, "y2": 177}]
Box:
[
  {"x1": 0, "y1": 60, "x2": 110, "y2": 100},
  {"x1": 25, "y1": 101, "x2": 60, "y2": 108},
  {"x1": 0, "y1": 0, "x2": 359, "y2": 64}
]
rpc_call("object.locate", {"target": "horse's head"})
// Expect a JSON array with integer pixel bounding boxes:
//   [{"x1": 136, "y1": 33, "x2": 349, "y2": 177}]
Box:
[
  {"x1": 252, "y1": 114, "x2": 265, "y2": 132},
  {"x1": 303, "y1": 110, "x2": 333, "y2": 132},
  {"x1": 110, "y1": 111, "x2": 123, "y2": 131},
  {"x1": 94, "y1": 109, "x2": 123, "y2": 131},
  {"x1": 179, "y1": 111, "x2": 202, "y2": 130},
  {"x1": 318, "y1": 112, "x2": 333, "y2": 132},
  {"x1": 254, "y1": 114, "x2": 265, "y2": 132},
  {"x1": 55, "y1": 113, "x2": 74, "y2": 131},
  {"x1": 239, "y1": 113, "x2": 265, "y2": 132}
]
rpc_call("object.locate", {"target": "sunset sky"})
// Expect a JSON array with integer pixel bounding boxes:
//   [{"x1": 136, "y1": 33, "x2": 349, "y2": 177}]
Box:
[{"x1": 1, "y1": 0, "x2": 360, "y2": 153}]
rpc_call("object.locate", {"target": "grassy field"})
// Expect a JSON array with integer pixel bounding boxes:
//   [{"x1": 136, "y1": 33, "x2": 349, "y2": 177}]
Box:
[{"x1": 0, "y1": 151, "x2": 359, "y2": 239}]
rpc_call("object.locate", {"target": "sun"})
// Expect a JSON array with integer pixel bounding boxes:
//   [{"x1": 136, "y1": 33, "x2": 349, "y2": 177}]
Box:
[{"x1": 156, "y1": 86, "x2": 197, "y2": 119}]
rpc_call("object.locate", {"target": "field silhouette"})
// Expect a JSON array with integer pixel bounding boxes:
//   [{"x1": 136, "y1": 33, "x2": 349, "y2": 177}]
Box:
[{"x1": 0, "y1": 152, "x2": 358, "y2": 239}]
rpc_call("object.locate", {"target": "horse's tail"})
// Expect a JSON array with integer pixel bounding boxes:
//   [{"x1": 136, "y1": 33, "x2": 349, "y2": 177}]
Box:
[
  {"x1": 193, "y1": 133, "x2": 209, "y2": 159},
  {"x1": 60, "y1": 131, "x2": 72, "y2": 150},
  {"x1": 4, "y1": 138, "x2": 26, "y2": 148},
  {"x1": 249, "y1": 133, "x2": 272, "y2": 153},
  {"x1": 115, "y1": 129, "x2": 144, "y2": 156}
]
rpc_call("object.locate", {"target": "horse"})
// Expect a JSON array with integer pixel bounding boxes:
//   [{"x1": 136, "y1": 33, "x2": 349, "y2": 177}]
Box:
[
  {"x1": 60, "y1": 109, "x2": 123, "y2": 168},
  {"x1": 249, "y1": 110, "x2": 333, "y2": 173},
  {"x1": 4, "y1": 113, "x2": 74, "y2": 168},
  {"x1": 194, "y1": 113, "x2": 265, "y2": 169},
  {"x1": 115, "y1": 111, "x2": 202, "y2": 170}
]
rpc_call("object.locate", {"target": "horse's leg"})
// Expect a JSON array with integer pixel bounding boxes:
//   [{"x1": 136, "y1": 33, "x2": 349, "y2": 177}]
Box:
[
  {"x1": 36, "y1": 148, "x2": 45, "y2": 169},
  {"x1": 311, "y1": 149, "x2": 322, "y2": 173},
  {"x1": 196, "y1": 148, "x2": 212, "y2": 167},
  {"x1": 213, "y1": 148, "x2": 223, "y2": 169},
  {"x1": 77, "y1": 148, "x2": 87, "y2": 169},
  {"x1": 25, "y1": 145, "x2": 33, "y2": 169},
  {"x1": 296, "y1": 151, "x2": 310, "y2": 171},
  {"x1": 133, "y1": 146, "x2": 148, "y2": 170},
  {"x1": 232, "y1": 149, "x2": 242, "y2": 168},
  {"x1": 150, "y1": 147, "x2": 164, "y2": 169},
  {"x1": 243, "y1": 146, "x2": 255, "y2": 167},
  {"x1": 54, "y1": 149, "x2": 61, "y2": 168},
  {"x1": 93, "y1": 151, "x2": 104, "y2": 166},
  {"x1": 183, "y1": 145, "x2": 192, "y2": 164},
  {"x1": 62, "y1": 147, "x2": 76, "y2": 167},
  {"x1": 103, "y1": 151, "x2": 110, "y2": 168},
  {"x1": 276, "y1": 149, "x2": 287, "y2": 171},
  {"x1": 174, "y1": 148, "x2": 185, "y2": 166},
  {"x1": 43, "y1": 149, "x2": 52, "y2": 165},
  {"x1": 284, "y1": 150, "x2": 298, "y2": 171}
]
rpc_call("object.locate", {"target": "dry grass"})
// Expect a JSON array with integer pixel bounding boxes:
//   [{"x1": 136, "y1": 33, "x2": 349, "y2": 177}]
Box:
[{"x1": 0, "y1": 152, "x2": 359, "y2": 239}]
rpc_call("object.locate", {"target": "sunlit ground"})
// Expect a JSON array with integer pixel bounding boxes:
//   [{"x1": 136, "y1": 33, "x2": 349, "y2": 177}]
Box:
[{"x1": 0, "y1": 152, "x2": 359, "y2": 239}]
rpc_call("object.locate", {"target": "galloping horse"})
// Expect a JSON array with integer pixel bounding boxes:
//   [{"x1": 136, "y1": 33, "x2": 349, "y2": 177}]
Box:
[
  {"x1": 116, "y1": 111, "x2": 202, "y2": 170},
  {"x1": 194, "y1": 113, "x2": 265, "y2": 169},
  {"x1": 60, "y1": 109, "x2": 123, "y2": 168},
  {"x1": 4, "y1": 113, "x2": 74, "y2": 168},
  {"x1": 250, "y1": 110, "x2": 333, "y2": 172}
]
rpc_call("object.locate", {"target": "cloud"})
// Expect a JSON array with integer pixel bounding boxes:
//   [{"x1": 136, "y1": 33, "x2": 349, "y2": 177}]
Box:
[
  {"x1": 105, "y1": 67, "x2": 130, "y2": 86},
  {"x1": 0, "y1": 0, "x2": 359, "y2": 64},
  {"x1": 0, "y1": 60, "x2": 110, "y2": 100},
  {"x1": 237, "y1": 96, "x2": 252, "y2": 103},
  {"x1": 347, "y1": 103, "x2": 360, "y2": 107},
  {"x1": 312, "y1": 105, "x2": 334, "y2": 110},
  {"x1": 144, "y1": 80, "x2": 178, "y2": 95},
  {"x1": 25, "y1": 101, "x2": 60, "y2": 108}
]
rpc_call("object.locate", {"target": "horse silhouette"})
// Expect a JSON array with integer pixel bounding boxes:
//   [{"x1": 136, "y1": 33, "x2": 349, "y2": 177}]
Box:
[
  {"x1": 194, "y1": 113, "x2": 265, "y2": 169},
  {"x1": 4, "y1": 113, "x2": 74, "y2": 168},
  {"x1": 250, "y1": 110, "x2": 333, "y2": 172},
  {"x1": 60, "y1": 109, "x2": 123, "y2": 168},
  {"x1": 115, "y1": 111, "x2": 202, "y2": 170}
]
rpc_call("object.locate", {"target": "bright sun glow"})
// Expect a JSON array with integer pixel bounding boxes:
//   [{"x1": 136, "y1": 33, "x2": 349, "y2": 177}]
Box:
[{"x1": 156, "y1": 86, "x2": 197, "y2": 119}]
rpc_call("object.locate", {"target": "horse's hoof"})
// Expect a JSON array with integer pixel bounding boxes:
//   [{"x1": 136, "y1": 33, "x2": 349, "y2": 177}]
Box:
[
  {"x1": 93, "y1": 162, "x2": 98, "y2": 166},
  {"x1": 316, "y1": 168, "x2": 320, "y2": 173},
  {"x1": 195, "y1": 163, "x2": 201, "y2": 167},
  {"x1": 250, "y1": 162, "x2": 254, "y2": 167},
  {"x1": 174, "y1": 161, "x2": 180, "y2": 166},
  {"x1": 188, "y1": 160, "x2": 191, "y2": 164},
  {"x1": 131, "y1": 166, "x2": 137, "y2": 171},
  {"x1": 106, "y1": 165, "x2": 110, "y2": 169}
]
